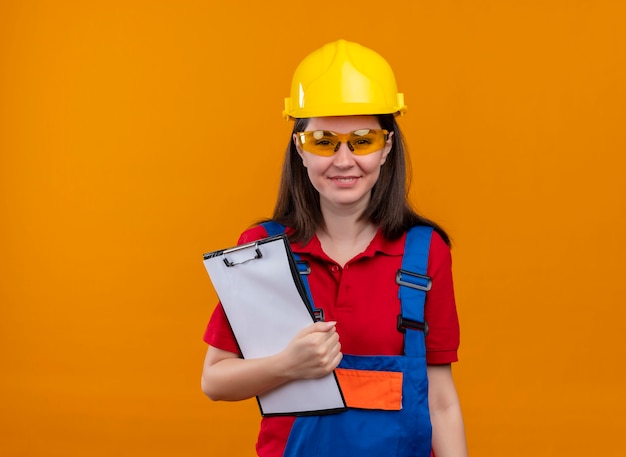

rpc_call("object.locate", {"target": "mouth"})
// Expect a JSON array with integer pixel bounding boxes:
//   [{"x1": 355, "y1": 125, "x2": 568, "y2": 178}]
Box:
[{"x1": 330, "y1": 176, "x2": 359, "y2": 183}]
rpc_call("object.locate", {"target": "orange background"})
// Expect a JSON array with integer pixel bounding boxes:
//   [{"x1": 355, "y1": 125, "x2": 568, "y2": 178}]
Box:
[{"x1": 1, "y1": 1, "x2": 625, "y2": 456}]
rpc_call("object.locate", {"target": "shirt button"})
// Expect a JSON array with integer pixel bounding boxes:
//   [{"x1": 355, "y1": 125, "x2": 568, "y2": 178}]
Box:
[{"x1": 330, "y1": 265, "x2": 339, "y2": 273}]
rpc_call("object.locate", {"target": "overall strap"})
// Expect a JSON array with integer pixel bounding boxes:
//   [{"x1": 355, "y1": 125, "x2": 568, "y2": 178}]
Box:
[
  {"x1": 260, "y1": 221, "x2": 287, "y2": 237},
  {"x1": 396, "y1": 225, "x2": 434, "y2": 358},
  {"x1": 259, "y1": 222, "x2": 322, "y2": 321}
]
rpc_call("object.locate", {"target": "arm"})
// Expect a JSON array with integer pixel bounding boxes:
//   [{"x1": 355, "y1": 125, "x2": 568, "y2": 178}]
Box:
[
  {"x1": 201, "y1": 321, "x2": 342, "y2": 401},
  {"x1": 428, "y1": 364, "x2": 468, "y2": 457}
]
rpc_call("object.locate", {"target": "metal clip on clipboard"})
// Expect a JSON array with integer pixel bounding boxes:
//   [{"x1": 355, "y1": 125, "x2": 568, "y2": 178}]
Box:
[
  {"x1": 221, "y1": 241, "x2": 311, "y2": 275},
  {"x1": 222, "y1": 242, "x2": 263, "y2": 267}
]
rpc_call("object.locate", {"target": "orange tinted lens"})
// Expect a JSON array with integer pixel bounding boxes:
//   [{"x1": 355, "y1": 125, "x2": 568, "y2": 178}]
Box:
[
  {"x1": 298, "y1": 130, "x2": 339, "y2": 156},
  {"x1": 298, "y1": 129, "x2": 388, "y2": 156},
  {"x1": 348, "y1": 129, "x2": 387, "y2": 155}
]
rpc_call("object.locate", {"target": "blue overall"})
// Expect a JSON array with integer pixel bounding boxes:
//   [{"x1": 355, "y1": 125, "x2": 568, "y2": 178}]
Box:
[{"x1": 261, "y1": 222, "x2": 433, "y2": 457}]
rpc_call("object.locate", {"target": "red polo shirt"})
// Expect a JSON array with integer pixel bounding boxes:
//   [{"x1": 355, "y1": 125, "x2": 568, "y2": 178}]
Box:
[{"x1": 203, "y1": 224, "x2": 460, "y2": 457}]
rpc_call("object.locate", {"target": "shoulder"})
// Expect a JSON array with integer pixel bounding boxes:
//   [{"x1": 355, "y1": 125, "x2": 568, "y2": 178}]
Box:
[
  {"x1": 430, "y1": 230, "x2": 451, "y2": 258},
  {"x1": 428, "y1": 230, "x2": 453, "y2": 273},
  {"x1": 236, "y1": 223, "x2": 295, "y2": 244},
  {"x1": 404, "y1": 226, "x2": 451, "y2": 260},
  {"x1": 236, "y1": 225, "x2": 272, "y2": 244},
  {"x1": 402, "y1": 227, "x2": 452, "y2": 275}
]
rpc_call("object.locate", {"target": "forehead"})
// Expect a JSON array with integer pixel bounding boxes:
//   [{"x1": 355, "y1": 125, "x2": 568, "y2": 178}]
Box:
[{"x1": 305, "y1": 115, "x2": 381, "y2": 133}]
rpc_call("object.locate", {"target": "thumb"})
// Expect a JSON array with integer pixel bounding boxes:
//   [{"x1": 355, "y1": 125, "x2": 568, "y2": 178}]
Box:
[
  {"x1": 311, "y1": 320, "x2": 337, "y2": 332},
  {"x1": 297, "y1": 321, "x2": 337, "y2": 337}
]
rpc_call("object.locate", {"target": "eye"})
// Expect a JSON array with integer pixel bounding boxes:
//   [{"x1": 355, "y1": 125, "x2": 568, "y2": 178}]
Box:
[
  {"x1": 352, "y1": 129, "x2": 376, "y2": 146},
  {"x1": 315, "y1": 139, "x2": 335, "y2": 147},
  {"x1": 311, "y1": 130, "x2": 338, "y2": 148}
]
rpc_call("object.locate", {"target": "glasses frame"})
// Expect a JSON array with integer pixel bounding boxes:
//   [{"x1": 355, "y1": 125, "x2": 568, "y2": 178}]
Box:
[{"x1": 296, "y1": 129, "x2": 390, "y2": 156}]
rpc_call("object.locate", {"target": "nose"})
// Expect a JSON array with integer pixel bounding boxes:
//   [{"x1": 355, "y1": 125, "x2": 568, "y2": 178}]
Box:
[{"x1": 332, "y1": 142, "x2": 355, "y2": 167}]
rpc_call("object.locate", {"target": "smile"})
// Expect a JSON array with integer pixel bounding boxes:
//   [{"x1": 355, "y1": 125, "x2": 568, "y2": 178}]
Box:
[{"x1": 331, "y1": 176, "x2": 359, "y2": 183}]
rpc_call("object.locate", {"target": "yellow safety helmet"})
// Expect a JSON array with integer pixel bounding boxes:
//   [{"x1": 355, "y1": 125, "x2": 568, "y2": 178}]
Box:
[{"x1": 283, "y1": 39, "x2": 407, "y2": 120}]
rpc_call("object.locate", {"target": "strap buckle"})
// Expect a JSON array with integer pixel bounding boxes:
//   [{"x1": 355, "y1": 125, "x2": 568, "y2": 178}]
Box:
[
  {"x1": 397, "y1": 314, "x2": 429, "y2": 336},
  {"x1": 396, "y1": 269, "x2": 432, "y2": 291},
  {"x1": 296, "y1": 260, "x2": 311, "y2": 275}
]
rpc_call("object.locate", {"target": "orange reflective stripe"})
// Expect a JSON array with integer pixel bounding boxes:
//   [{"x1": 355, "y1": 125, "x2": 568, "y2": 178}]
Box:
[{"x1": 335, "y1": 368, "x2": 403, "y2": 411}]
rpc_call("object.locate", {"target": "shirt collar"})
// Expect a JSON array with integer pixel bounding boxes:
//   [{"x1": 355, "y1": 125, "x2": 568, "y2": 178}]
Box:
[{"x1": 291, "y1": 227, "x2": 405, "y2": 260}]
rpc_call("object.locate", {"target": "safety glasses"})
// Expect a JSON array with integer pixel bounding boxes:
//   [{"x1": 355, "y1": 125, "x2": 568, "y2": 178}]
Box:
[{"x1": 296, "y1": 129, "x2": 389, "y2": 156}]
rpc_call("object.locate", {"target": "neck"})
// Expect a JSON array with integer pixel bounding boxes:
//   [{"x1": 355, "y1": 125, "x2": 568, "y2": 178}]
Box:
[
  {"x1": 317, "y1": 204, "x2": 378, "y2": 266},
  {"x1": 320, "y1": 213, "x2": 374, "y2": 240}
]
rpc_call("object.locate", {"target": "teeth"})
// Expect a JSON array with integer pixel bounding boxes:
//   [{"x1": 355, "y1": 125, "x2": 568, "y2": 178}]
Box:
[{"x1": 335, "y1": 177, "x2": 355, "y2": 182}]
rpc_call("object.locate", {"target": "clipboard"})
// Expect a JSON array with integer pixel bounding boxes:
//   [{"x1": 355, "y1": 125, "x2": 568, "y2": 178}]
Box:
[{"x1": 203, "y1": 234, "x2": 347, "y2": 417}]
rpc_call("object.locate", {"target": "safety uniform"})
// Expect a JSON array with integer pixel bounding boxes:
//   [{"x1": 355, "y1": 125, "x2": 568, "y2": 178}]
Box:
[{"x1": 204, "y1": 224, "x2": 460, "y2": 456}]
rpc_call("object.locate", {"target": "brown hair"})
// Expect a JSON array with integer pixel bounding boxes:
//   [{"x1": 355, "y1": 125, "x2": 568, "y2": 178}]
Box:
[{"x1": 267, "y1": 114, "x2": 450, "y2": 245}]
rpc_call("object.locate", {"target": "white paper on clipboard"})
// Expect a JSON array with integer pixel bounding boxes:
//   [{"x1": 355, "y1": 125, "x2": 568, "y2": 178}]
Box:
[{"x1": 203, "y1": 234, "x2": 346, "y2": 417}]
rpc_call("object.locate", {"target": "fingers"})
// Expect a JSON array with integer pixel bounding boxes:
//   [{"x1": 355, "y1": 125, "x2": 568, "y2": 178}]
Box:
[
  {"x1": 283, "y1": 320, "x2": 342, "y2": 380},
  {"x1": 303, "y1": 321, "x2": 341, "y2": 359},
  {"x1": 299, "y1": 320, "x2": 337, "y2": 335}
]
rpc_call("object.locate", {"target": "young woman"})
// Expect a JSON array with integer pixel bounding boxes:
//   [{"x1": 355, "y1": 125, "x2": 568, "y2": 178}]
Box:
[{"x1": 201, "y1": 39, "x2": 467, "y2": 457}]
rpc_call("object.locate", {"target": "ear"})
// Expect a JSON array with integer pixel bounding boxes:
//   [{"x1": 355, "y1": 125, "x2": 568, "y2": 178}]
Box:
[
  {"x1": 293, "y1": 133, "x2": 308, "y2": 167},
  {"x1": 380, "y1": 131, "x2": 394, "y2": 165}
]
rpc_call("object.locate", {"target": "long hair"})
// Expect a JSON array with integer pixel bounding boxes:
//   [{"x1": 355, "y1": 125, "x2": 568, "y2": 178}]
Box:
[{"x1": 268, "y1": 114, "x2": 450, "y2": 245}]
